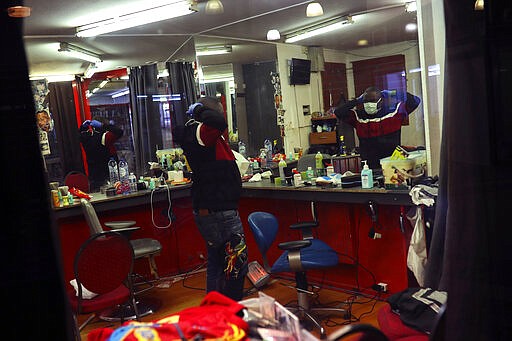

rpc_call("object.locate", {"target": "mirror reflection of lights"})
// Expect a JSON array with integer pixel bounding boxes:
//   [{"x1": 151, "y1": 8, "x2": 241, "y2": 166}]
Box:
[
  {"x1": 357, "y1": 39, "x2": 368, "y2": 46},
  {"x1": 405, "y1": 23, "x2": 417, "y2": 32}
]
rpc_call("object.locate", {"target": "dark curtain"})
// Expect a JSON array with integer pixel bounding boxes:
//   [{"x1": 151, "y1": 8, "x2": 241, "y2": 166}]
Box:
[
  {"x1": 425, "y1": 1, "x2": 511, "y2": 340},
  {"x1": 48, "y1": 81, "x2": 84, "y2": 174},
  {"x1": 242, "y1": 61, "x2": 280, "y2": 156},
  {"x1": 129, "y1": 63, "x2": 162, "y2": 177},
  {"x1": 1, "y1": 2, "x2": 75, "y2": 338},
  {"x1": 166, "y1": 62, "x2": 197, "y2": 129}
]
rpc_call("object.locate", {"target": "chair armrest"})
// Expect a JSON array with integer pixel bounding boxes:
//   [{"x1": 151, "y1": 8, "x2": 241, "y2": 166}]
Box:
[
  {"x1": 289, "y1": 221, "x2": 318, "y2": 230},
  {"x1": 278, "y1": 239, "x2": 311, "y2": 251},
  {"x1": 104, "y1": 220, "x2": 137, "y2": 229}
]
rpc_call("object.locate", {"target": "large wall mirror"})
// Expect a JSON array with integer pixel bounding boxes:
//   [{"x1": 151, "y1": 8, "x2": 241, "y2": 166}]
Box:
[{"x1": 25, "y1": 0, "x2": 439, "y2": 186}]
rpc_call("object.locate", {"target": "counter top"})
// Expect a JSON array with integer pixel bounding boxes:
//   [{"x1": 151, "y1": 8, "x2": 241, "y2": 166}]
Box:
[
  {"x1": 241, "y1": 180, "x2": 412, "y2": 205},
  {"x1": 53, "y1": 179, "x2": 412, "y2": 220},
  {"x1": 53, "y1": 183, "x2": 192, "y2": 218}
]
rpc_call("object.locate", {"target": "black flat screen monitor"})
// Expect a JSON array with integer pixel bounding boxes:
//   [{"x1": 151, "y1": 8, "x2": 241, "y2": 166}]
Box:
[{"x1": 289, "y1": 58, "x2": 311, "y2": 85}]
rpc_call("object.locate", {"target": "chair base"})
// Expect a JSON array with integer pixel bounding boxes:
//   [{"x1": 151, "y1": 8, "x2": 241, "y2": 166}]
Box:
[
  {"x1": 99, "y1": 297, "x2": 162, "y2": 322},
  {"x1": 287, "y1": 305, "x2": 349, "y2": 339}
]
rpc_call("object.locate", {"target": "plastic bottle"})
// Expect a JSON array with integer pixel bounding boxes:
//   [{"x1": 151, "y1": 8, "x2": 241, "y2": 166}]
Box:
[
  {"x1": 252, "y1": 159, "x2": 260, "y2": 174},
  {"x1": 238, "y1": 140, "x2": 246, "y2": 158},
  {"x1": 306, "y1": 166, "x2": 315, "y2": 181},
  {"x1": 264, "y1": 139, "x2": 273, "y2": 163},
  {"x1": 339, "y1": 135, "x2": 347, "y2": 156},
  {"x1": 278, "y1": 157, "x2": 287, "y2": 184},
  {"x1": 259, "y1": 148, "x2": 267, "y2": 168},
  {"x1": 361, "y1": 160, "x2": 374, "y2": 189},
  {"x1": 108, "y1": 158, "x2": 119, "y2": 184},
  {"x1": 315, "y1": 151, "x2": 324, "y2": 176},
  {"x1": 118, "y1": 159, "x2": 130, "y2": 193},
  {"x1": 129, "y1": 172, "x2": 138, "y2": 192}
]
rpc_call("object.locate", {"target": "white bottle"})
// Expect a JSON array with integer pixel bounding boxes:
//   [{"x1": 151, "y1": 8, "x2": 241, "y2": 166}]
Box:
[
  {"x1": 361, "y1": 160, "x2": 374, "y2": 189},
  {"x1": 238, "y1": 140, "x2": 246, "y2": 158},
  {"x1": 118, "y1": 159, "x2": 130, "y2": 193},
  {"x1": 108, "y1": 158, "x2": 119, "y2": 184},
  {"x1": 278, "y1": 157, "x2": 287, "y2": 184},
  {"x1": 129, "y1": 172, "x2": 138, "y2": 192}
]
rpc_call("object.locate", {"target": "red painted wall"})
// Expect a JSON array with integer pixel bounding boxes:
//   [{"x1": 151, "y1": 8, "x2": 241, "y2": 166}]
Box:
[{"x1": 57, "y1": 195, "x2": 411, "y2": 295}]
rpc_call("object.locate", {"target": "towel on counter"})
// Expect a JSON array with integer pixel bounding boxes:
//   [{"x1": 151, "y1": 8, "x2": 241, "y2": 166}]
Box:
[{"x1": 248, "y1": 173, "x2": 262, "y2": 182}]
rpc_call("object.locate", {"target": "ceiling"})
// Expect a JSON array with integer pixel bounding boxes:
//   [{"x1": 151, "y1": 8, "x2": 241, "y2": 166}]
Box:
[{"x1": 21, "y1": 0, "x2": 418, "y2": 80}]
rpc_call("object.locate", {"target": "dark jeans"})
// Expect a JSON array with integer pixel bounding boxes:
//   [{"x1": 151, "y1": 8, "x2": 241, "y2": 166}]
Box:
[{"x1": 193, "y1": 209, "x2": 248, "y2": 301}]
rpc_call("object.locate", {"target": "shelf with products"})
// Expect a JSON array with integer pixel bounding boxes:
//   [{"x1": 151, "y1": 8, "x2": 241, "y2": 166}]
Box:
[{"x1": 310, "y1": 116, "x2": 338, "y2": 150}]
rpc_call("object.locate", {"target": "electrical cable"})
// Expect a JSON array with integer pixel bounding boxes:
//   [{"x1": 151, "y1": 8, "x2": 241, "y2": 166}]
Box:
[
  {"x1": 150, "y1": 184, "x2": 172, "y2": 228},
  {"x1": 181, "y1": 261, "x2": 208, "y2": 291}
]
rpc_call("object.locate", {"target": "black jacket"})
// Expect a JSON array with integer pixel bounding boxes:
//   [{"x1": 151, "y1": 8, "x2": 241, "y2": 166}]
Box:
[{"x1": 174, "y1": 107, "x2": 241, "y2": 211}]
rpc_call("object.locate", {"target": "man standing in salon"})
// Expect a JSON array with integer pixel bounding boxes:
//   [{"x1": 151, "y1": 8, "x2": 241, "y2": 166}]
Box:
[
  {"x1": 334, "y1": 86, "x2": 421, "y2": 169},
  {"x1": 173, "y1": 96, "x2": 248, "y2": 301},
  {"x1": 79, "y1": 117, "x2": 123, "y2": 192}
]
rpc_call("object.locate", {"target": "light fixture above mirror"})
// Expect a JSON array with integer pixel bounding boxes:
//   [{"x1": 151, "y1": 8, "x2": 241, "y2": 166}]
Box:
[
  {"x1": 58, "y1": 42, "x2": 102, "y2": 64},
  {"x1": 205, "y1": 0, "x2": 224, "y2": 14},
  {"x1": 306, "y1": 2, "x2": 323, "y2": 17}
]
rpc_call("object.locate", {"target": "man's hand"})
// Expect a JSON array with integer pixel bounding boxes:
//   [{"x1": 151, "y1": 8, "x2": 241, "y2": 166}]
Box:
[
  {"x1": 380, "y1": 90, "x2": 396, "y2": 98},
  {"x1": 356, "y1": 92, "x2": 366, "y2": 103},
  {"x1": 90, "y1": 120, "x2": 103, "y2": 129},
  {"x1": 186, "y1": 103, "x2": 203, "y2": 116}
]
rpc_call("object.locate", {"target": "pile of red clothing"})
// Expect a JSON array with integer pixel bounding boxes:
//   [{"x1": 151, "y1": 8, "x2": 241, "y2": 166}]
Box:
[{"x1": 88, "y1": 291, "x2": 249, "y2": 341}]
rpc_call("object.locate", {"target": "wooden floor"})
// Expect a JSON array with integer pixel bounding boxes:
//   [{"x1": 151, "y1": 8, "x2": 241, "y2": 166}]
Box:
[{"x1": 78, "y1": 267, "x2": 388, "y2": 340}]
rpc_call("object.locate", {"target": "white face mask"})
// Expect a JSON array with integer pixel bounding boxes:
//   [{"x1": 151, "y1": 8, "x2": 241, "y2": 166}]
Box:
[{"x1": 363, "y1": 98, "x2": 381, "y2": 115}]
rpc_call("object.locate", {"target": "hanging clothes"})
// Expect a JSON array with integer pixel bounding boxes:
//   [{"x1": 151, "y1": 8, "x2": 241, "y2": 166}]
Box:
[{"x1": 407, "y1": 184, "x2": 438, "y2": 286}]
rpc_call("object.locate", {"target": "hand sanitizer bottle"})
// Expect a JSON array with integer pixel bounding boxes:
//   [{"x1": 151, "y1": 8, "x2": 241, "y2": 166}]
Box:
[{"x1": 361, "y1": 160, "x2": 373, "y2": 189}]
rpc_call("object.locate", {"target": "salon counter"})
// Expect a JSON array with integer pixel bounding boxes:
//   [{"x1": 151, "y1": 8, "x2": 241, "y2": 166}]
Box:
[
  {"x1": 241, "y1": 181, "x2": 412, "y2": 205},
  {"x1": 55, "y1": 180, "x2": 416, "y2": 295}
]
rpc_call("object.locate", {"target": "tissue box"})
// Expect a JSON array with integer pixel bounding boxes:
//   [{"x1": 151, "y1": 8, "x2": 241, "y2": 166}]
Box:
[{"x1": 380, "y1": 150, "x2": 426, "y2": 189}]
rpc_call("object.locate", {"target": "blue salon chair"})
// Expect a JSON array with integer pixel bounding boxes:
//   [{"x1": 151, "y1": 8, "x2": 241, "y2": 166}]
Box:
[{"x1": 248, "y1": 211, "x2": 348, "y2": 338}]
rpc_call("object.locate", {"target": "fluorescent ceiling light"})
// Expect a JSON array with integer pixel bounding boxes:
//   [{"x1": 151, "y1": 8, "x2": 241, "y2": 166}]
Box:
[
  {"x1": 84, "y1": 63, "x2": 98, "y2": 78},
  {"x1": 112, "y1": 89, "x2": 130, "y2": 98},
  {"x1": 76, "y1": 0, "x2": 197, "y2": 37},
  {"x1": 285, "y1": 16, "x2": 353, "y2": 43},
  {"x1": 30, "y1": 74, "x2": 76, "y2": 83},
  {"x1": 267, "y1": 29, "x2": 281, "y2": 41},
  {"x1": 306, "y1": 2, "x2": 324, "y2": 17},
  {"x1": 196, "y1": 45, "x2": 232, "y2": 56},
  {"x1": 58, "y1": 42, "x2": 102, "y2": 64}
]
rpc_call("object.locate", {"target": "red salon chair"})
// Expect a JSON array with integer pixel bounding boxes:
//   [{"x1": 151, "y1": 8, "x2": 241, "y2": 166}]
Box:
[
  {"x1": 248, "y1": 211, "x2": 347, "y2": 339},
  {"x1": 80, "y1": 198, "x2": 162, "y2": 319},
  {"x1": 64, "y1": 171, "x2": 90, "y2": 193},
  {"x1": 67, "y1": 231, "x2": 140, "y2": 332}
]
